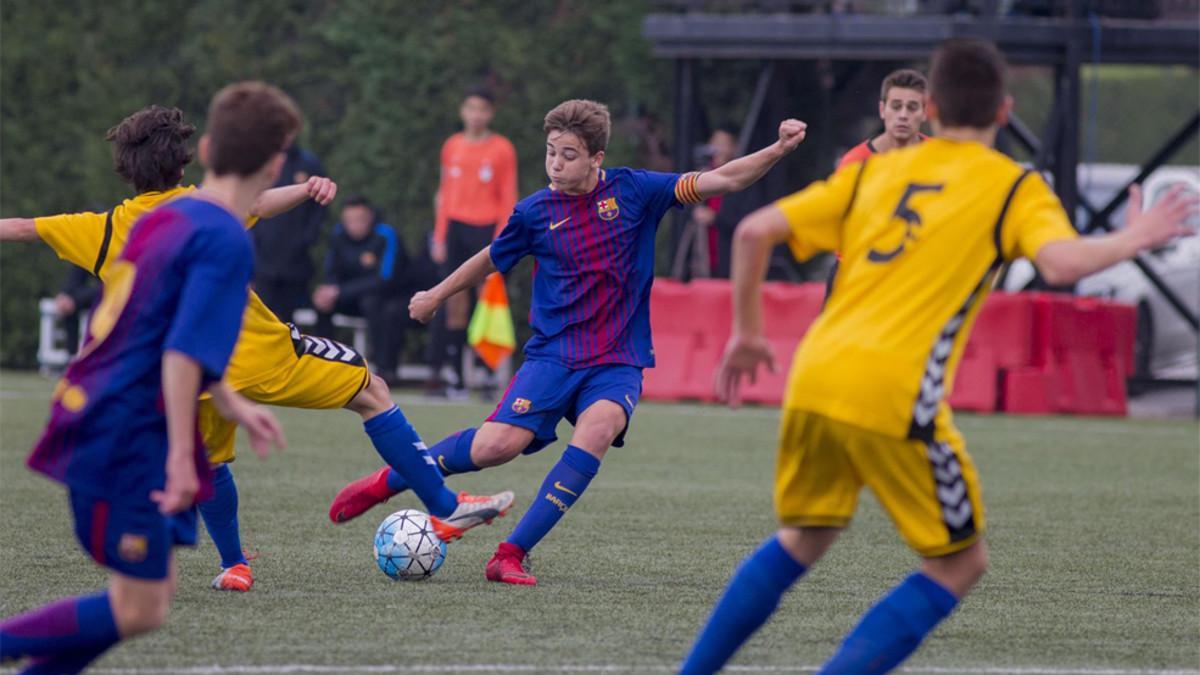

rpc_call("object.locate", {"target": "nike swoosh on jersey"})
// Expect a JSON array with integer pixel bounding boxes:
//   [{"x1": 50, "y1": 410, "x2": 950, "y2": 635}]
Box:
[
  {"x1": 549, "y1": 218, "x2": 569, "y2": 230},
  {"x1": 553, "y1": 481, "x2": 579, "y2": 497}
]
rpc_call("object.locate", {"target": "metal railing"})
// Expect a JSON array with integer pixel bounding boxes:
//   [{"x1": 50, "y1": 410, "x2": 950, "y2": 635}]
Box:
[{"x1": 650, "y1": 0, "x2": 1199, "y2": 18}]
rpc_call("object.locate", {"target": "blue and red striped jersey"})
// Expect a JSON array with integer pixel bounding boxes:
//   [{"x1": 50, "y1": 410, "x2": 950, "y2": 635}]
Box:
[
  {"x1": 490, "y1": 168, "x2": 701, "y2": 369},
  {"x1": 28, "y1": 197, "x2": 253, "y2": 501}
]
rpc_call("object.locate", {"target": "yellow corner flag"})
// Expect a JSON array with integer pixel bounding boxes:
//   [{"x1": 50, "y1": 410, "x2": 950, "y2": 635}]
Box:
[{"x1": 468, "y1": 272, "x2": 516, "y2": 370}]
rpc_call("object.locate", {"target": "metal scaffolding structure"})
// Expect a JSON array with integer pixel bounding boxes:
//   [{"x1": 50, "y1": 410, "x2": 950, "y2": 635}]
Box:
[{"x1": 643, "y1": 0, "x2": 1198, "y2": 356}]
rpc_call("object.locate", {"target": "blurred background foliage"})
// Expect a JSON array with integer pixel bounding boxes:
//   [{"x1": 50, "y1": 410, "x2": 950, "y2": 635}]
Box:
[{"x1": 2, "y1": 0, "x2": 1196, "y2": 367}]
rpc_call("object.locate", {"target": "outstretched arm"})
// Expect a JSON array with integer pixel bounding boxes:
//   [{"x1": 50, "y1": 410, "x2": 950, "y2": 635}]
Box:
[
  {"x1": 1035, "y1": 184, "x2": 1196, "y2": 286},
  {"x1": 2, "y1": 211, "x2": 109, "y2": 272},
  {"x1": 409, "y1": 246, "x2": 497, "y2": 323},
  {"x1": 0, "y1": 218, "x2": 40, "y2": 241},
  {"x1": 694, "y1": 119, "x2": 807, "y2": 200},
  {"x1": 249, "y1": 176, "x2": 338, "y2": 220}
]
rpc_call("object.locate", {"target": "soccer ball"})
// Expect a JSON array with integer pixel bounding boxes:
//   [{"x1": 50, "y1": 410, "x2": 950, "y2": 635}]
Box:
[{"x1": 373, "y1": 509, "x2": 447, "y2": 581}]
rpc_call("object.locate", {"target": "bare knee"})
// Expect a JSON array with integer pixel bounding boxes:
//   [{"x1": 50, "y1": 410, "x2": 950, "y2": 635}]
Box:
[
  {"x1": 922, "y1": 538, "x2": 988, "y2": 598},
  {"x1": 569, "y1": 401, "x2": 628, "y2": 457},
  {"x1": 346, "y1": 374, "x2": 394, "y2": 420},
  {"x1": 121, "y1": 600, "x2": 169, "y2": 636},
  {"x1": 777, "y1": 526, "x2": 841, "y2": 567},
  {"x1": 110, "y1": 582, "x2": 171, "y2": 637},
  {"x1": 471, "y1": 423, "x2": 533, "y2": 467}
]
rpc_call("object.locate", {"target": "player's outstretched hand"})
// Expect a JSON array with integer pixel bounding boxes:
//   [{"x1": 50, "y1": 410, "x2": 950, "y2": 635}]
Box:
[
  {"x1": 1124, "y1": 183, "x2": 1197, "y2": 251},
  {"x1": 410, "y1": 290, "x2": 440, "y2": 324},
  {"x1": 306, "y1": 176, "x2": 338, "y2": 206},
  {"x1": 777, "y1": 119, "x2": 808, "y2": 154},
  {"x1": 151, "y1": 452, "x2": 200, "y2": 515},
  {"x1": 715, "y1": 334, "x2": 777, "y2": 409},
  {"x1": 213, "y1": 385, "x2": 287, "y2": 459},
  {"x1": 237, "y1": 404, "x2": 287, "y2": 459}
]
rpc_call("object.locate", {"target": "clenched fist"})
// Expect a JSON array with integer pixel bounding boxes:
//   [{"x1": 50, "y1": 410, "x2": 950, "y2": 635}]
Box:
[{"x1": 777, "y1": 119, "x2": 807, "y2": 153}]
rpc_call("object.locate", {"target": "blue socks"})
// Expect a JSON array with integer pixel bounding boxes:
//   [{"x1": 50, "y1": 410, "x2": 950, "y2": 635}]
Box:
[
  {"x1": 385, "y1": 428, "x2": 480, "y2": 493},
  {"x1": 198, "y1": 463, "x2": 246, "y2": 569},
  {"x1": 365, "y1": 406, "x2": 457, "y2": 518},
  {"x1": 431, "y1": 428, "x2": 480, "y2": 475},
  {"x1": 819, "y1": 572, "x2": 959, "y2": 674},
  {"x1": 0, "y1": 591, "x2": 120, "y2": 665},
  {"x1": 506, "y1": 445, "x2": 599, "y2": 553},
  {"x1": 22, "y1": 643, "x2": 112, "y2": 674},
  {"x1": 681, "y1": 539, "x2": 961, "y2": 675},
  {"x1": 680, "y1": 536, "x2": 808, "y2": 675}
]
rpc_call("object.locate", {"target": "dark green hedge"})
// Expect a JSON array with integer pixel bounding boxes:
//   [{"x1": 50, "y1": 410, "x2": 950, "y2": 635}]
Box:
[
  {"x1": 0, "y1": 0, "x2": 670, "y2": 367},
  {"x1": 3, "y1": 2, "x2": 1196, "y2": 368}
]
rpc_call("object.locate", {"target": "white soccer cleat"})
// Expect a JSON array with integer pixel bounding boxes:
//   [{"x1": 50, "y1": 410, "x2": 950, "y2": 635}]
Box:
[{"x1": 430, "y1": 491, "x2": 515, "y2": 542}]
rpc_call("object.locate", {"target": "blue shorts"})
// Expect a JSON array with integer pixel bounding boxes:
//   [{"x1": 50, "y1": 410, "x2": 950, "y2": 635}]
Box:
[
  {"x1": 69, "y1": 490, "x2": 198, "y2": 580},
  {"x1": 487, "y1": 360, "x2": 643, "y2": 452}
]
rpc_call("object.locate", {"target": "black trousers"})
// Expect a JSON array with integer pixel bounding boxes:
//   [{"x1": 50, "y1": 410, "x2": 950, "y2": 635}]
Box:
[
  {"x1": 254, "y1": 279, "x2": 309, "y2": 324},
  {"x1": 428, "y1": 220, "x2": 496, "y2": 382},
  {"x1": 315, "y1": 292, "x2": 411, "y2": 375}
]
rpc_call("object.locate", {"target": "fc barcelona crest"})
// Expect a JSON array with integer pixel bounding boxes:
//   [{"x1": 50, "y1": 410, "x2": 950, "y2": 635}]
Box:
[
  {"x1": 512, "y1": 398, "x2": 532, "y2": 414},
  {"x1": 117, "y1": 533, "x2": 148, "y2": 563},
  {"x1": 596, "y1": 197, "x2": 619, "y2": 221}
]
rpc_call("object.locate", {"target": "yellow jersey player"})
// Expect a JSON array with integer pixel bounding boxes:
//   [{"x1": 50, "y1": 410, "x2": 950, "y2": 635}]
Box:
[
  {"x1": 0, "y1": 105, "x2": 514, "y2": 593},
  {"x1": 0, "y1": 80, "x2": 290, "y2": 675},
  {"x1": 680, "y1": 38, "x2": 1196, "y2": 674}
]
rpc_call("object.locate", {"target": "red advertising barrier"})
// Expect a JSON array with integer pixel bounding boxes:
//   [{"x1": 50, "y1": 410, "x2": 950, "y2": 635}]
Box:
[
  {"x1": 645, "y1": 281, "x2": 1135, "y2": 416},
  {"x1": 643, "y1": 279, "x2": 730, "y2": 402},
  {"x1": 997, "y1": 293, "x2": 1135, "y2": 416}
]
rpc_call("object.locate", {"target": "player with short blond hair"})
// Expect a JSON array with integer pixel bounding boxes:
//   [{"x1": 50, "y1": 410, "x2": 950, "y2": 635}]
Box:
[{"x1": 331, "y1": 98, "x2": 809, "y2": 585}]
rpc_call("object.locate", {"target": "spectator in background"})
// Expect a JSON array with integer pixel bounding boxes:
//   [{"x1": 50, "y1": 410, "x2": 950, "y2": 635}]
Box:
[
  {"x1": 252, "y1": 142, "x2": 327, "y2": 322},
  {"x1": 427, "y1": 86, "x2": 518, "y2": 398},
  {"x1": 838, "y1": 68, "x2": 928, "y2": 169},
  {"x1": 312, "y1": 196, "x2": 412, "y2": 387},
  {"x1": 52, "y1": 265, "x2": 99, "y2": 354},
  {"x1": 827, "y1": 69, "x2": 928, "y2": 296},
  {"x1": 623, "y1": 111, "x2": 675, "y2": 173},
  {"x1": 685, "y1": 127, "x2": 739, "y2": 277}
]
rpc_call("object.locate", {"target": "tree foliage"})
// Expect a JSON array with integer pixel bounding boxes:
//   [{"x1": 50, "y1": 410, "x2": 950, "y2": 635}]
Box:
[
  {"x1": 2, "y1": 2, "x2": 1195, "y2": 367},
  {"x1": 0, "y1": 0, "x2": 669, "y2": 366}
]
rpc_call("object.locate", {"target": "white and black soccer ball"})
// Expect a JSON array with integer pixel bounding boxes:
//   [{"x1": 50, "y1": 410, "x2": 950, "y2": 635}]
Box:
[{"x1": 373, "y1": 509, "x2": 447, "y2": 581}]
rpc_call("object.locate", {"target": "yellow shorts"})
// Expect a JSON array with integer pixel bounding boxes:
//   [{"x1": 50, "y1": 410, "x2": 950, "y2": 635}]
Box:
[
  {"x1": 774, "y1": 410, "x2": 985, "y2": 558},
  {"x1": 200, "y1": 333, "x2": 371, "y2": 464}
]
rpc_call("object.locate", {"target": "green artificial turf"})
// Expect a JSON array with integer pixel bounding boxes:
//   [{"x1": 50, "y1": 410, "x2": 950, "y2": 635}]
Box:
[{"x1": 1, "y1": 370, "x2": 1196, "y2": 673}]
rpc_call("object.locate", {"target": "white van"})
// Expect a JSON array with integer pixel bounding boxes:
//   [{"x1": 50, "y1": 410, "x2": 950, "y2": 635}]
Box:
[{"x1": 1003, "y1": 164, "x2": 1199, "y2": 380}]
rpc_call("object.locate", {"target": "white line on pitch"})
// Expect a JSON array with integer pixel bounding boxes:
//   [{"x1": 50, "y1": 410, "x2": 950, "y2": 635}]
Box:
[{"x1": 29, "y1": 664, "x2": 1199, "y2": 674}]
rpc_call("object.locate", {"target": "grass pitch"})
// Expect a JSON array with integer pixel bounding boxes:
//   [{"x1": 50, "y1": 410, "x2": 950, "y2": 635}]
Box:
[{"x1": 0, "y1": 370, "x2": 1197, "y2": 673}]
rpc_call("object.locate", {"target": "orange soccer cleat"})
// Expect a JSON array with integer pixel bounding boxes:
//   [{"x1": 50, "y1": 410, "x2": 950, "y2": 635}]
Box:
[{"x1": 211, "y1": 563, "x2": 254, "y2": 592}]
